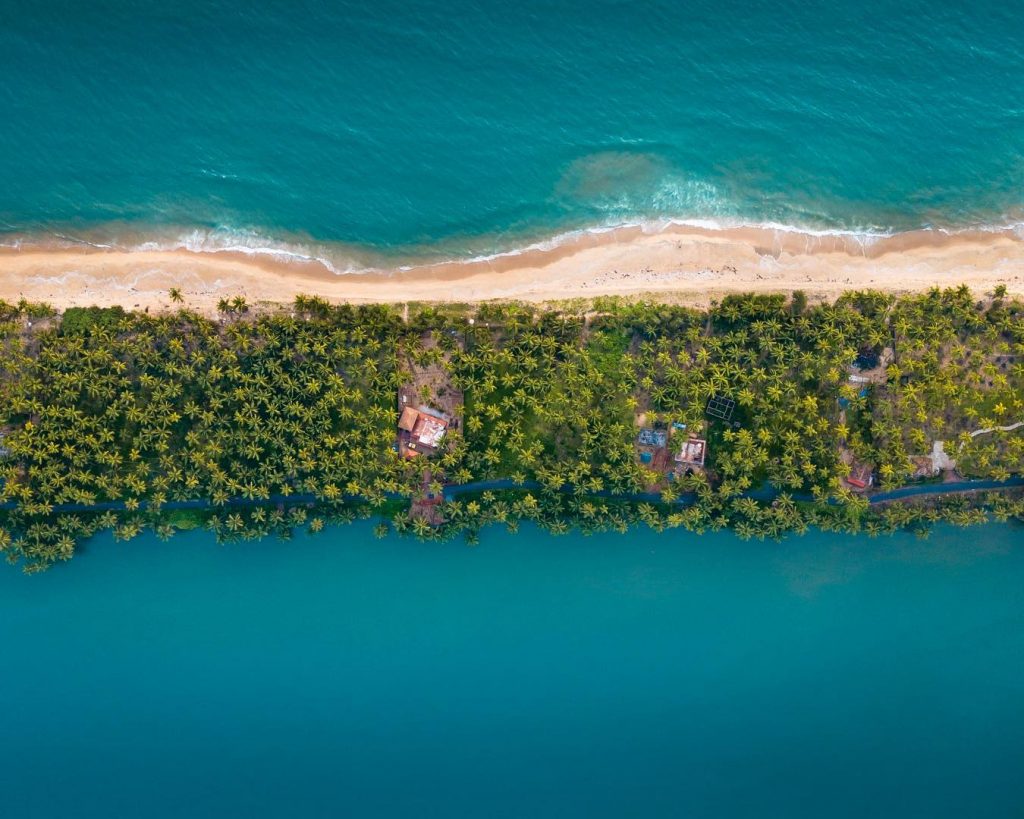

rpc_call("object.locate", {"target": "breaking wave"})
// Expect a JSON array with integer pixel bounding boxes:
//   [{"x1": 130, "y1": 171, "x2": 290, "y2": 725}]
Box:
[{"x1": 3, "y1": 214, "x2": 1024, "y2": 275}]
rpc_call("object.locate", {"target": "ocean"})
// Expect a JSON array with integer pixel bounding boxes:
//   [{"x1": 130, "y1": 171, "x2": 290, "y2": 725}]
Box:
[
  {"x1": 1, "y1": 0, "x2": 1023, "y2": 268},
  {"x1": 1, "y1": 521, "x2": 1023, "y2": 818},
  {"x1": 3, "y1": 5, "x2": 1024, "y2": 815}
]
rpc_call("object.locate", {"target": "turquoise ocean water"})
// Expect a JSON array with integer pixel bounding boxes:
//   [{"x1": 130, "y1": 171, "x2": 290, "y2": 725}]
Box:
[
  {"x1": 4, "y1": 4, "x2": 1024, "y2": 815},
  {"x1": 2, "y1": 0, "x2": 1024, "y2": 265},
  {"x1": 2, "y1": 522, "x2": 1023, "y2": 818}
]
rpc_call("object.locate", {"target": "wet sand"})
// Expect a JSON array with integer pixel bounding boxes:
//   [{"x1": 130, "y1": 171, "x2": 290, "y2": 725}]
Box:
[{"x1": 1, "y1": 223, "x2": 1023, "y2": 315}]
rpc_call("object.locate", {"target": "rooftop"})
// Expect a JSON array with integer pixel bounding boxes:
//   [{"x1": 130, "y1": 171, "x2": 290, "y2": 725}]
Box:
[
  {"x1": 847, "y1": 461, "x2": 874, "y2": 490},
  {"x1": 637, "y1": 428, "x2": 668, "y2": 448},
  {"x1": 412, "y1": 413, "x2": 448, "y2": 449},
  {"x1": 675, "y1": 436, "x2": 707, "y2": 467},
  {"x1": 398, "y1": 405, "x2": 450, "y2": 455},
  {"x1": 854, "y1": 351, "x2": 880, "y2": 370},
  {"x1": 398, "y1": 406, "x2": 419, "y2": 432}
]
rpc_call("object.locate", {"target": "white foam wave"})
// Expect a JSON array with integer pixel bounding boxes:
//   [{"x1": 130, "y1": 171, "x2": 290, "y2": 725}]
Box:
[
  {"x1": 133, "y1": 228, "x2": 370, "y2": 275},
  {"x1": 52, "y1": 233, "x2": 116, "y2": 250},
  {"x1": 404, "y1": 219, "x2": 897, "y2": 269},
  {"x1": 6, "y1": 217, "x2": 1024, "y2": 274},
  {"x1": 438, "y1": 216, "x2": 1024, "y2": 268}
]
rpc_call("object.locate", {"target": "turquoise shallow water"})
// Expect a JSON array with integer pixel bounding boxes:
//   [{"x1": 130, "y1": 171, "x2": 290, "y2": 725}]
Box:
[
  {"x1": 4, "y1": 6, "x2": 1024, "y2": 814},
  {"x1": 2, "y1": 521, "x2": 1023, "y2": 818},
  {"x1": 2, "y1": 0, "x2": 1024, "y2": 263}
]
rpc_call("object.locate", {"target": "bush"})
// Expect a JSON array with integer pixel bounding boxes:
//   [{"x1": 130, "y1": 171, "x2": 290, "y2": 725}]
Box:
[{"x1": 61, "y1": 306, "x2": 126, "y2": 335}]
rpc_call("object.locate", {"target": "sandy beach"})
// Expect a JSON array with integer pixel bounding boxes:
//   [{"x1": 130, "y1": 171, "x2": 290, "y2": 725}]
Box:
[{"x1": 2, "y1": 223, "x2": 1023, "y2": 315}]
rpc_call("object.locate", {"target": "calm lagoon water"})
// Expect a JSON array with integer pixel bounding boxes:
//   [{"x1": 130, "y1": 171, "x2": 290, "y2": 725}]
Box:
[{"x1": 2, "y1": 521, "x2": 1023, "y2": 818}]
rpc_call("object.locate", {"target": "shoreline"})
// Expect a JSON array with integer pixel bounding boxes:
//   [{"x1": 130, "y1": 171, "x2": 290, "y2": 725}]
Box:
[{"x1": 2, "y1": 222, "x2": 1024, "y2": 315}]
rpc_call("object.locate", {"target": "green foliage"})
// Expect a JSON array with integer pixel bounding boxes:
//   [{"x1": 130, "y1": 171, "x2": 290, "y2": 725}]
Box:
[
  {"x1": 164, "y1": 509, "x2": 206, "y2": 531},
  {"x1": 0, "y1": 288, "x2": 1021, "y2": 570},
  {"x1": 871, "y1": 286, "x2": 1024, "y2": 482},
  {"x1": 60, "y1": 306, "x2": 126, "y2": 335}
]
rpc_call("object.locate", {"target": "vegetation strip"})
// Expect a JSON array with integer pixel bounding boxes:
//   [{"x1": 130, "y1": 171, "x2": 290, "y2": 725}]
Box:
[{"x1": 1, "y1": 287, "x2": 1022, "y2": 571}]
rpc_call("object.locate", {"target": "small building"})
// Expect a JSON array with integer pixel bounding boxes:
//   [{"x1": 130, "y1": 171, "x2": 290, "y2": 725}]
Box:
[
  {"x1": 847, "y1": 461, "x2": 874, "y2": 490},
  {"x1": 854, "y1": 351, "x2": 880, "y2": 370},
  {"x1": 675, "y1": 436, "x2": 707, "y2": 468},
  {"x1": 637, "y1": 428, "x2": 668, "y2": 448},
  {"x1": 397, "y1": 405, "x2": 450, "y2": 457},
  {"x1": 398, "y1": 406, "x2": 420, "y2": 433},
  {"x1": 908, "y1": 456, "x2": 937, "y2": 480},
  {"x1": 848, "y1": 347, "x2": 893, "y2": 386},
  {"x1": 635, "y1": 424, "x2": 673, "y2": 477}
]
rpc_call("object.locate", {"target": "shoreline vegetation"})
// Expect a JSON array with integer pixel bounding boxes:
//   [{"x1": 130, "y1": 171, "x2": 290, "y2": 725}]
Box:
[
  {"x1": 0, "y1": 283, "x2": 1022, "y2": 572},
  {"x1": 2, "y1": 221, "x2": 1024, "y2": 314}
]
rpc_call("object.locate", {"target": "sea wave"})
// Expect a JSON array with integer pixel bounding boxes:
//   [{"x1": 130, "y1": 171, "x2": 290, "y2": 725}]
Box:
[
  {"x1": 410, "y1": 216, "x2": 1024, "y2": 269},
  {"x1": 0, "y1": 226, "x2": 373, "y2": 276},
  {"x1": 3, "y1": 217, "x2": 1024, "y2": 275},
  {"x1": 133, "y1": 229, "x2": 368, "y2": 276}
]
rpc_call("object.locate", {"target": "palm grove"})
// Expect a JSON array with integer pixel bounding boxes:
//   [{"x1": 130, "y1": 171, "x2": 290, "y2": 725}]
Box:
[{"x1": 0, "y1": 286, "x2": 1022, "y2": 571}]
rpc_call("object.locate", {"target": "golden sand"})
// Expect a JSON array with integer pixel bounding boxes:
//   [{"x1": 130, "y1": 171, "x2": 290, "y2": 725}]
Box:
[{"x1": 1, "y1": 223, "x2": 1023, "y2": 315}]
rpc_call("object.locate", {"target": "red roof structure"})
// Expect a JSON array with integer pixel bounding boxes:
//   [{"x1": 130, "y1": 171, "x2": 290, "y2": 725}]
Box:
[
  {"x1": 847, "y1": 461, "x2": 874, "y2": 490},
  {"x1": 397, "y1": 405, "x2": 450, "y2": 457},
  {"x1": 398, "y1": 406, "x2": 419, "y2": 432}
]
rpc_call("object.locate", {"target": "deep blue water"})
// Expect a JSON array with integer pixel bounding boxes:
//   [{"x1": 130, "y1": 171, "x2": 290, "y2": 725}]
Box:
[
  {"x1": 2, "y1": 0, "x2": 1024, "y2": 263},
  {"x1": 2, "y1": 521, "x2": 1023, "y2": 818}
]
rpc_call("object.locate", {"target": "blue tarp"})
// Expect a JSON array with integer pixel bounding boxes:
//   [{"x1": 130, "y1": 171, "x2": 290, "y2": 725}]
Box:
[{"x1": 638, "y1": 429, "x2": 667, "y2": 447}]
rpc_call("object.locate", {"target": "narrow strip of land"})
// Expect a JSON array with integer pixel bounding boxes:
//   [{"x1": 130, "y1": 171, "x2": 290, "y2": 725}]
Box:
[{"x1": 6, "y1": 476, "x2": 1021, "y2": 517}]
